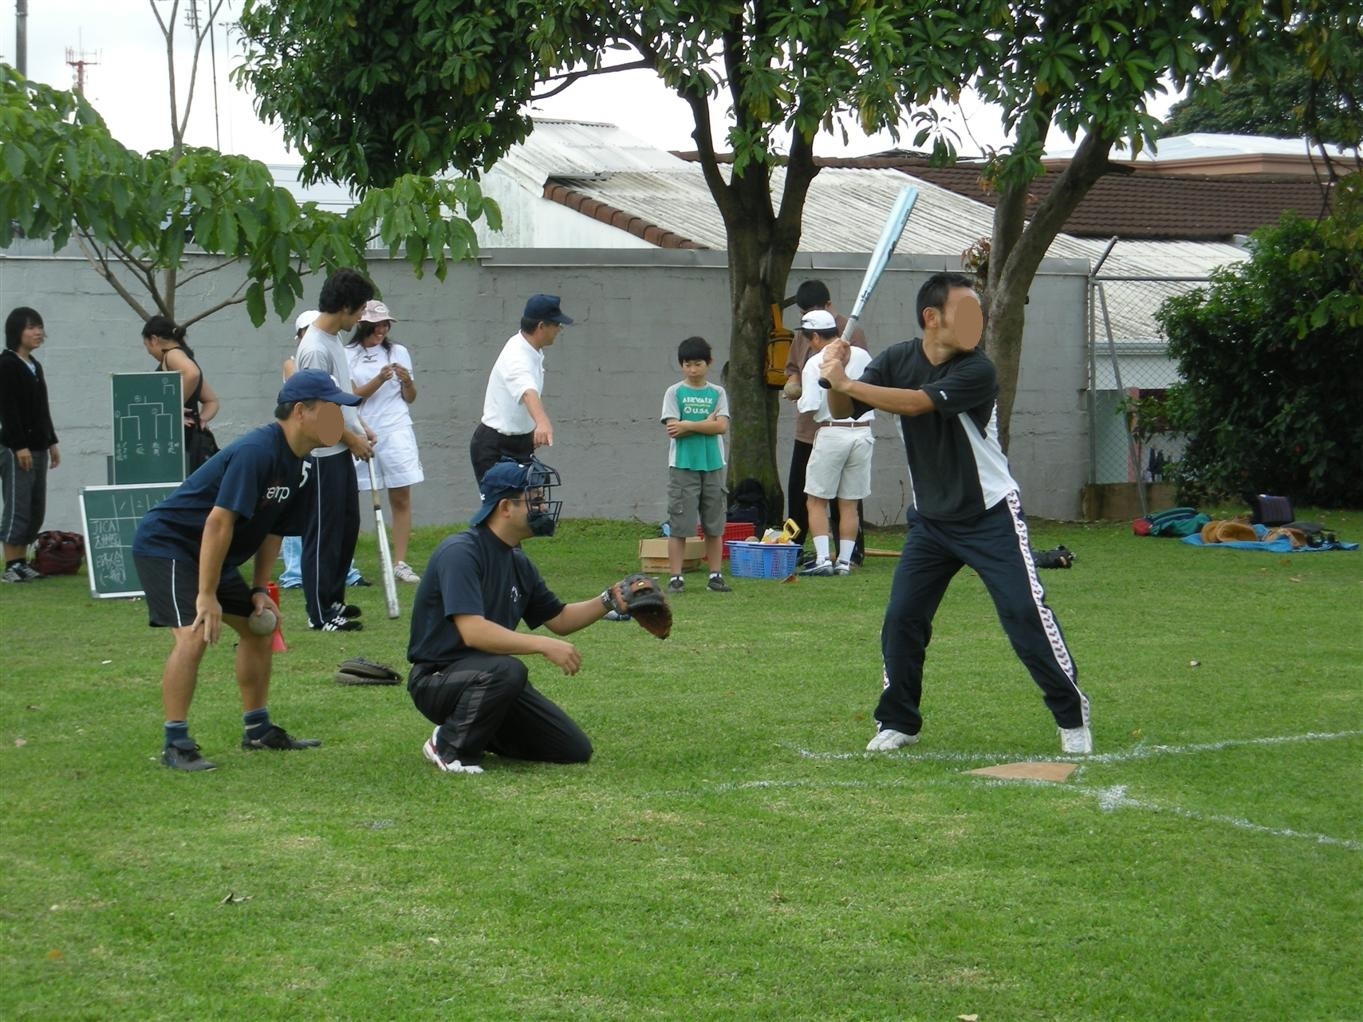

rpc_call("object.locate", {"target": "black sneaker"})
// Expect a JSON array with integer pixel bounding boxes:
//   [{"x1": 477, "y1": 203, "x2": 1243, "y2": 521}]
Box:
[
  {"x1": 311, "y1": 612, "x2": 363, "y2": 632},
  {"x1": 351, "y1": 576, "x2": 374, "y2": 587},
  {"x1": 707, "y1": 574, "x2": 732, "y2": 593},
  {"x1": 667, "y1": 576, "x2": 685, "y2": 594},
  {"x1": 16, "y1": 562, "x2": 44, "y2": 581},
  {"x1": 242, "y1": 725, "x2": 321, "y2": 751},
  {"x1": 162, "y1": 738, "x2": 216, "y2": 772},
  {"x1": 332, "y1": 603, "x2": 363, "y2": 619}
]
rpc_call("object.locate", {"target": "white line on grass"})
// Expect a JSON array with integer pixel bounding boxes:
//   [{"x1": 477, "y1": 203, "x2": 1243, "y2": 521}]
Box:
[{"x1": 1075, "y1": 783, "x2": 1362, "y2": 851}]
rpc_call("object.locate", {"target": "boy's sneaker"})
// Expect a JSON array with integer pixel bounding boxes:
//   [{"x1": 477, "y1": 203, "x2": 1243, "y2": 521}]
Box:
[
  {"x1": 241, "y1": 725, "x2": 321, "y2": 751},
  {"x1": 393, "y1": 560, "x2": 421, "y2": 583},
  {"x1": 667, "y1": 576, "x2": 685, "y2": 594},
  {"x1": 1, "y1": 563, "x2": 27, "y2": 583},
  {"x1": 16, "y1": 562, "x2": 44, "y2": 580},
  {"x1": 707, "y1": 574, "x2": 732, "y2": 593},
  {"x1": 834, "y1": 561, "x2": 852, "y2": 576},
  {"x1": 311, "y1": 612, "x2": 363, "y2": 632},
  {"x1": 1059, "y1": 724, "x2": 1093, "y2": 755},
  {"x1": 423, "y1": 728, "x2": 484, "y2": 774},
  {"x1": 800, "y1": 559, "x2": 834, "y2": 577},
  {"x1": 162, "y1": 738, "x2": 216, "y2": 772},
  {"x1": 866, "y1": 728, "x2": 919, "y2": 752}
]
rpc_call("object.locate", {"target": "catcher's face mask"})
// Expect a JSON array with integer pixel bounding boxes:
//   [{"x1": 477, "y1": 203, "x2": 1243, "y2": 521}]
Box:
[{"x1": 523, "y1": 459, "x2": 562, "y2": 537}]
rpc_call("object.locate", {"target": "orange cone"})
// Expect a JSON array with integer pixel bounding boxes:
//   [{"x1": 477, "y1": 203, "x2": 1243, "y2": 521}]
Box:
[{"x1": 266, "y1": 581, "x2": 288, "y2": 653}]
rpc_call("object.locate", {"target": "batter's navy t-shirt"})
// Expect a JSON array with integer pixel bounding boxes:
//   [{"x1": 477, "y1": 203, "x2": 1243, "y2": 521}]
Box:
[
  {"x1": 855, "y1": 339, "x2": 1018, "y2": 521},
  {"x1": 407, "y1": 527, "x2": 565, "y2": 666},
  {"x1": 132, "y1": 422, "x2": 311, "y2": 566}
]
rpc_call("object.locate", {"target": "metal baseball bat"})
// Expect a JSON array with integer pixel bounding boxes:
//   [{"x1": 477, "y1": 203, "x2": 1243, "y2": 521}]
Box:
[
  {"x1": 366, "y1": 457, "x2": 400, "y2": 619},
  {"x1": 819, "y1": 185, "x2": 918, "y2": 388}
]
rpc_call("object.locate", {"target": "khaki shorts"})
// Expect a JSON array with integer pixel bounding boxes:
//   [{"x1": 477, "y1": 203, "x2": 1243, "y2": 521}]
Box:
[
  {"x1": 804, "y1": 426, "x2": 874, "y2": 500},
  {"x1": 668, "y1": 467, "x2": 727, "y2": 537}
]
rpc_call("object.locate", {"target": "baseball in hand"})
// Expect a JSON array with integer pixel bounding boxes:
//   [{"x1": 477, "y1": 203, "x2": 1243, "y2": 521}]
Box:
[
  {"x1": 248, "y1": 607, "x2": 278, "y2": 636},
  {"x1": 782, "y1": 378, "x2": 802, "y2": 401}
]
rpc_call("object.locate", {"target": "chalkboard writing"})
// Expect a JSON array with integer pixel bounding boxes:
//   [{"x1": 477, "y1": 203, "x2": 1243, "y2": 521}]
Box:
[
  {"x1": 79, "y1": 484, "x2": 180, "y2": 598},
  {"x1": 111, "y1": 372, "x2": 185, "y2": 484}
]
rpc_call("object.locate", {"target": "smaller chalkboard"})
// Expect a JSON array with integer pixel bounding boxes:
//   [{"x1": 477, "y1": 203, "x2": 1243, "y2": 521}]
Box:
[
  {"x1": 111, "y1": 372, "x2": 185, "y2": 484},
  {"x1": 79, "y1": 484, "x2": 181, "y2": 598}
]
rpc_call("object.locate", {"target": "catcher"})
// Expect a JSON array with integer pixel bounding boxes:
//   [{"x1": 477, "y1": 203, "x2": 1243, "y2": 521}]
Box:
[{"x1": 405, "y1": 458, "x2": 671, "y2": 775}]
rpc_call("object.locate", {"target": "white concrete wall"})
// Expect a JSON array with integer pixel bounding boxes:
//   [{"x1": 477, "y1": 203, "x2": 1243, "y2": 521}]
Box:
[{"x1": 0, "y1": 245, "x2": 1089, "y2": 533}]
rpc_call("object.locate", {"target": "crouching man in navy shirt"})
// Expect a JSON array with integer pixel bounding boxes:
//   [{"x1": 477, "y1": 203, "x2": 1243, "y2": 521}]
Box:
[
  {"x1": 132, "y1": 369, "x2": 362, "y2": 772},
  {"x1": 407, "y1": 458, "x2": 622, "y2": 775}
]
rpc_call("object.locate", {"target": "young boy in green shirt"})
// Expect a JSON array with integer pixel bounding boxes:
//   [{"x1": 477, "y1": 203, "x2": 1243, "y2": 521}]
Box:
[{"x1": 660, "y1": 336, "x2": 732, "y2": 593}]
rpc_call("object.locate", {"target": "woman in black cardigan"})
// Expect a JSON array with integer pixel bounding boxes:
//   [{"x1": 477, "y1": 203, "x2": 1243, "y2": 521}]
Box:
[{"x1": 0, "y1": 307, "x2": 60, "y2": 582}]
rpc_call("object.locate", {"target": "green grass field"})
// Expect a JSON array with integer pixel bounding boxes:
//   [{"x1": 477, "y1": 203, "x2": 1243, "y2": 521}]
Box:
[{"x1": 2, "y1": 513, "x2": 1360, "y2": 1020}]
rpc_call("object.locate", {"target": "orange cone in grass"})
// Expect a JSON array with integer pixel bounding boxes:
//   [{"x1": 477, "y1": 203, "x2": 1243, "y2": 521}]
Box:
[{"x1": 266, "y1": 581, "x2": 288, "y2": 653}]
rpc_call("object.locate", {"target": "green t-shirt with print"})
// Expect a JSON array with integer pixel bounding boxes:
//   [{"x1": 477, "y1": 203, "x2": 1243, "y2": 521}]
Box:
[{"x1": 661, "y1": 381, "x2": 728, "y2": 472}]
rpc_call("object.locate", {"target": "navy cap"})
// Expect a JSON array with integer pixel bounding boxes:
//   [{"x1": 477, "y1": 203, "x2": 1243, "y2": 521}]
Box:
[
  {"x1": 277, "y1": 369, "x2": 362, "y2": 406},
  {"x1": 523, "y1": 293, "x2": 573, "y2": 325},
  {"x1": 471, "y1": 460, "x2": 534, "y2": 526}
]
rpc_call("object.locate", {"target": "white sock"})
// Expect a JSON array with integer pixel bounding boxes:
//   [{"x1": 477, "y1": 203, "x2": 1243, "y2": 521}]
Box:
[
  {"x1": 813, "y1": 535, "x2": 831, "y2": 563},
  {"x1": 838, "y1": 540, "x2": 856, "y2": 564}
]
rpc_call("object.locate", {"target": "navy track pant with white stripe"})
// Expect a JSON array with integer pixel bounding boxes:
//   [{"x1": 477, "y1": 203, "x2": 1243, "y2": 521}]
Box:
[
  {"x1": 302, "y1": 452, "x2": 360, "y2": 628},
  {"x1": 876, "y1": 491, "x2": 1089, "y2": 735}
]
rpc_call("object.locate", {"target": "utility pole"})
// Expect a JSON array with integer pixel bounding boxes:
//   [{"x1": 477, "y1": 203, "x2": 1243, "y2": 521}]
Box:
[{"x1": 15, "y1": 0, "x2": 27, "y2": 75}]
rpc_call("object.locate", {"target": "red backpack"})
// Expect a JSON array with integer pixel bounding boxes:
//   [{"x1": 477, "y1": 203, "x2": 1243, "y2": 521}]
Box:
[{"x1": 31, "y1": 531, "x2": 84, "y2": 575}]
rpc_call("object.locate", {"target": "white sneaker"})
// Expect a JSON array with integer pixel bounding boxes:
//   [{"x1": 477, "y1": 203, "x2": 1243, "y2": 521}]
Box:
[
  {"x1": 393, "y1": 560, "x2": 421, "y2": 583},
  {"x1": 423, "y1": 728, "x2": 484, "y2": 774},
  {"x1": 1059, "y1": 724, "x2": 1093, "y2": 755},
  {"x1": 800, "y1": 559, "x2": 834, "y2": 577},
  {"x1": 833, "y1": 561, "x2": 852, "y2": 576},
  {"x1": 866, "y1": 728, "x2": 919, "y2": 752}
]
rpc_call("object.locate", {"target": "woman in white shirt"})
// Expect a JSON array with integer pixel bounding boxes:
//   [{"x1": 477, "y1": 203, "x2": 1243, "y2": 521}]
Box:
[{"x1": 347, "y1": 301, "x2": 424, "y2": 582}]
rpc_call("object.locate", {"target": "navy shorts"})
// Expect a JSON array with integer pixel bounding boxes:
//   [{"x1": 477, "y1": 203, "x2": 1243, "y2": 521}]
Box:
[{"x1": 133, "y1": 555, "x2": 254, "y2": 628}]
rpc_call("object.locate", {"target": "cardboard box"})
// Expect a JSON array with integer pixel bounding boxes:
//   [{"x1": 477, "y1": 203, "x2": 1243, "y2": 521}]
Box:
[{"x1": 638, "y1": 537, "x2": 704, "y2": 572}]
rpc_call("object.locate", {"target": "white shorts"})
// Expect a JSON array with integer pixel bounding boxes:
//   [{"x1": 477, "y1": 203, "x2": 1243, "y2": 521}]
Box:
[
  {"x1": 804, "y1": 426, "x2": 874, "y2": 500},
  {"x1": 356, "y1": 422, "x2": 425, "y2": 490}
]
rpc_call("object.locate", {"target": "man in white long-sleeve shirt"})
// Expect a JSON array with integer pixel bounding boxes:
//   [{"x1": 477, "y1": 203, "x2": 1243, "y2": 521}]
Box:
[{"x1": 294, "y1": 269, "x2": 376, "y2": 632}]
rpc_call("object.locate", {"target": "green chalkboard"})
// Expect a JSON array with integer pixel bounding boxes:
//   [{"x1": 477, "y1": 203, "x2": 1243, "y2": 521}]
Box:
[
  {"x1": 79, "y1": 484, "x2": 181, "y2": 598},
  {"x1": 111, "y1": 372, "x2": 185, "y2": 484}
]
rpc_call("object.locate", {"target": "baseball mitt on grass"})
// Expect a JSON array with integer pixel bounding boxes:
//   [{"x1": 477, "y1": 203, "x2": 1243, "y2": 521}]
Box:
[
  {"x1": 615, "y1": 573, "x2": 672, "y2": 640},
  {"x1": 335, "y1": 656, "x2": 402, "y2": 686}
]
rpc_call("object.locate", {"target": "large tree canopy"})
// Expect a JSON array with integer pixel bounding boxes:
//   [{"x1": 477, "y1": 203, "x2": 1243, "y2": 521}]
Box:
[
  {"x1": 236, "y1": 0, "x2": 1349, "y2": 506},
  {"x1": 0, "y1": 66, "x2": 498, "y2": 327}
]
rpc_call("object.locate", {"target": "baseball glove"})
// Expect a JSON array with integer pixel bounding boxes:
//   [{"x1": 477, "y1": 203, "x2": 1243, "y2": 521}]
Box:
[
  {"x1": 615, "y1": 573, "x2": 672, "y2": 640},
  {"x1": 335, "y1": 656, "x2": 402, "y2": 686}
]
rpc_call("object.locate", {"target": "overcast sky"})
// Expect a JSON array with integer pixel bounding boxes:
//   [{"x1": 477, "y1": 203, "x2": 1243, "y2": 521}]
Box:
[{"x1": 3, "y1": 1, "x2": 1179, "y2": 169}]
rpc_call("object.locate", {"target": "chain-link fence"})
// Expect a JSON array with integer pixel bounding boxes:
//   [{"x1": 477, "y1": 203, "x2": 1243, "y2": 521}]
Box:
[{"x1": 1087, "y1": 269, "x2": 1209, "y2": 512}]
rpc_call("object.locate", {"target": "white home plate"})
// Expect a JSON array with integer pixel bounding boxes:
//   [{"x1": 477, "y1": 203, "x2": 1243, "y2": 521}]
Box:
[{"x1": 966, "y1": 762, "x2": 1077, "y2": 782}]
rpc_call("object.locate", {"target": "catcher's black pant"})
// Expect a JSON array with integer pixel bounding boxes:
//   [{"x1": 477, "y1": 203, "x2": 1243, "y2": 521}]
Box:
[
  {"x1": 876, "y1": 492, "x2": 1088, "y2": 736},
  {"x1": 301, "y1": 452, "x2": 360, "y2": 629},
  {"x1": 787, "y1": 439, "x2": 864, "y2": 562},
  {"x1": 470, "y1": 423, "x2": 534, "y2": 483},
  {"x1": 408, "y1": 652, "x2": 592, "y2": 767}
]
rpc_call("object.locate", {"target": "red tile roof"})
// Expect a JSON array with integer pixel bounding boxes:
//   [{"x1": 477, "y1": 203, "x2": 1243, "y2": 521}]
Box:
[{"x1": 541, "y1": 182, "x2": 707, "y2": 249}]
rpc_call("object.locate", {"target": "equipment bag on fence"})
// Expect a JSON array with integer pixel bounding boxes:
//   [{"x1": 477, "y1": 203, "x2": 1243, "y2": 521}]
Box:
[{"x1": 32, "y1": 530, "x2": 84, "y2": 575}]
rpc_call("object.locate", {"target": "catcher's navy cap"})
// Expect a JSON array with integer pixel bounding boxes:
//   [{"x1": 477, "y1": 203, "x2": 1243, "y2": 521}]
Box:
[
  {"x1": 277, "y1": 369, "x2": 362, "y2": 407},
  {"x1": 471, "y1": 460, "x2": 534, "y2": 526},
  {"x1": 523, "y1": 293, "x2": 573, "y2": 325}
]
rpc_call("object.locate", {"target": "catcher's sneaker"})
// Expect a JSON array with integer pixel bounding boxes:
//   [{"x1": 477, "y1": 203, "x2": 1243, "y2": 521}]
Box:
[
  {"x1": 603, "y1": 609, "x2": 631, "y2": 622},
  {"x1": 834, "y1": 561, "x2": 852, "y2": 576},
  {"x1": 706, "y1": 573, "x2": 732, "y2": 593},
  {"x1": 423, "y1": 728, "x2": 484, "y2": 774},
  {"x1": 667, "y1": 576, "x2": 685, "y2": 594},
  {"x1": 332, "y1": 602, "x2": 363, "y2": 619},
  {"x1": 800, "y1": 559, "x2": 834, "y2": 577},
  {"x1": 162, "y1": 738, "x2": 216, "y2": 772},
  {"x1": 393, "y1": 560, "x2": 421, "y2": 583},
  {"x1": 241, "y1": 725, "x2": 321, "y2": 751},
  {"x1": 866, "y1": 728, "x2": 919, "y2": 752},
  {"x1": 1059, "y1": 724, "x2": 1093, "y2": 755}
]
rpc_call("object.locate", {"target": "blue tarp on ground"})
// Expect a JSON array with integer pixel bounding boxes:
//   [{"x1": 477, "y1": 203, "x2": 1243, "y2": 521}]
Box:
[{"x1": 1180, "y1": 524, "x2": 1358, "y2": 553}]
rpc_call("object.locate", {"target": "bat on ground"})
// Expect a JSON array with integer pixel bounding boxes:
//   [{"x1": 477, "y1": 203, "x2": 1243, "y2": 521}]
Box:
[
  {"x1": 819, "y1": 184, "x2": 918, "y2": 388},
  {"x1": 366, "y1": 457, "x2": 400, "y2": 619}
]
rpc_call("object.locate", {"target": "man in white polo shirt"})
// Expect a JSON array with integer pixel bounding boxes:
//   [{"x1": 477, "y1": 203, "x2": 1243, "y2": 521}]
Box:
[
  {"x1": 470, "y1": 294, "x2": 573, "y2": 482},
  {"x1": 797, "y1": 309, "x2": 874, "y2": 576}
]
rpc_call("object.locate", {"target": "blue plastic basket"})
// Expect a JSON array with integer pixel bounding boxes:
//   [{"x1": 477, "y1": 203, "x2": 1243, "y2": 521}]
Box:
[{"x1": 725, "y1": 541, "x2": 800, "y2": 579}]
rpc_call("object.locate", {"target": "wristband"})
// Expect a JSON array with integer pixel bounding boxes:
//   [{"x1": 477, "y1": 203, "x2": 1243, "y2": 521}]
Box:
[
  {"x1": 251, "y1": 586, "x2": 269, "y2": 597},
  {"x1": 600, "y1": 589, "x2": 614, "y2": 611}
]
